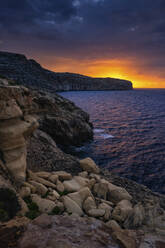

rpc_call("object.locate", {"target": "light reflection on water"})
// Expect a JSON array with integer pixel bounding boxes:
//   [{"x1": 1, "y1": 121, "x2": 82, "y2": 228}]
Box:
[{"x1": 60, "y1": 89, "x2": 165, "y2": 194}]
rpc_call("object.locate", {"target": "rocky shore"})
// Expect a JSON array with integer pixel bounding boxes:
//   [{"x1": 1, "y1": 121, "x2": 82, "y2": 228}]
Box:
[
  {"x1": 0, "y1": 51, "x2": 133, "y2": 92},
  {"x1": 0, "y1": 79, "x2": 165, "y2": 248}
]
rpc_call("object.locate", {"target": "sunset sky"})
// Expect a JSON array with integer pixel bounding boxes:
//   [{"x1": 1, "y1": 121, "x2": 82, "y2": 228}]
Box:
[{"x1": 1, "y1": 0, "x2": 165, "y2": 88}]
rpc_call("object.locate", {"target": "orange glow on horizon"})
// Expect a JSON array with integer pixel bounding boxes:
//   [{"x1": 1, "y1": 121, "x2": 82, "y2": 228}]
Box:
[{"x1": 41, "y1": 57, "x2": 165, "y2": 89}]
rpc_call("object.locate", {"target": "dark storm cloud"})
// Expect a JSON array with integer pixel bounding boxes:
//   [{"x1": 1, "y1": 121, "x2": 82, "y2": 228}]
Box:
[{"x1": 0, "y1": 0, "x2": 165, "y2": 78}]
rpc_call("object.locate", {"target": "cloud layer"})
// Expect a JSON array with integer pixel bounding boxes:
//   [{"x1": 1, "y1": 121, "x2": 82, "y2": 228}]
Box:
[{"x1": 0, "y1": 0, "x2": 165, "y2": 87}]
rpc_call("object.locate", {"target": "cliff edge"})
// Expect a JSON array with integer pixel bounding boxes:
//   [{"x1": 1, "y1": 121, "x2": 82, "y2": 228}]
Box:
[{"x1": 0, "y1": 51, "x2": 133, "y2": 92}]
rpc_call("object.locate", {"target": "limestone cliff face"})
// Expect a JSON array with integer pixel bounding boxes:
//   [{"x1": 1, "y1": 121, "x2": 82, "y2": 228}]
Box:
[
  {"x1": 0, "y1": 51, "x2": 133, "y2": 92},
  {"x1": 0, "y1": 86, "x2": 39, "y2": 184}
]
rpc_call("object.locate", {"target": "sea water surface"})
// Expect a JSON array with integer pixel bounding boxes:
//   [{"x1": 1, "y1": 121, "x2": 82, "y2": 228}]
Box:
[{"x1": 60, "y1": 89, "x2": 165, "y2": 194}]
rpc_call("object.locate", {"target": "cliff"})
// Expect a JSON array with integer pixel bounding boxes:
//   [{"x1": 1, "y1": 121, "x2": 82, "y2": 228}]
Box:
[{"x1": 0, "y1": 51, "x2": 133, "y2": 92}]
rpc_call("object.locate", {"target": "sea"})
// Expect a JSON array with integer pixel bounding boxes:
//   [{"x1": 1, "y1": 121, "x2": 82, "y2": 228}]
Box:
[{"x1": 59, "y1": 89, "x2": 165, "y2": 194}]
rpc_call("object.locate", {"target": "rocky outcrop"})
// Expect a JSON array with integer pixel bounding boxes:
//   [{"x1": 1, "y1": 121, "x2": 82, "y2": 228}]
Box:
[
  {"x1": 0, "y1": 85, "x2": 39, "y2": 184},
  {"x1": 0, "y1": 51, "x2": 133, "y2": 92}
]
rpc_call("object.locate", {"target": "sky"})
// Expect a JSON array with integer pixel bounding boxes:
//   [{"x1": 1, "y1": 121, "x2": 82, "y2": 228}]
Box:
[{"x1": 0, "y1": 0, "x2": 165, "y2": 88}]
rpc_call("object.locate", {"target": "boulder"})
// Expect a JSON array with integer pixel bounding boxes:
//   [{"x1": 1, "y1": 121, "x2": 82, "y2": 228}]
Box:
[
  {"x1": 19, "y1": 186, "x2": 31, "y2": 198},
  {"x1": 52, "y1": 171, "x2": 72, "y2": 181},
  {"x1": 48, "y1": 175, "x2": 59, "y2": 184},
  {"x1": 31, "y1": 194, "x2": 56, "y2": 214},
  {"x1": 56, "y1": 180, "x2": 65, "y2": 193},
  {"x1": 93, "y1": 180, "x2": 109, "y2": 200},
  {"x1": 98, "y1": 203, "x2": 112, "y2": 221},
  {"x1": 63, "y1": 179, "x2": 81, "y2": 193},
  {"x1": 68, "y1": 187, "x2": 93, "y2": 208},
  {"x1": 78, "y1": 171, "x2": 88, "y2": 178},
  {"x1": 35, "y1": 171, "x2": 51, "y2": 179},
  {"x1": 62, "y1": 196, "x2": 83, "y2": 216},
  {"x1": 108, "y1": 183, "x2": 132, "y2": 204},
  {"x1": 112, "y1": 200, "x2": 133, "y2": 223},
  {"x1": 83, "y1": 196, "x2": 97, "y2": 214},
  {"x1": 106, "y1": 220, "x2": 121, "y2": 231},
  {"x1": 80, "y1": 158, "x2": 100, "y2": 174},
  {"x1": 73, "y1": 176, "x2": 89, "y2": 187},
  {"x1": 88, "y1": 208, "x2": 105, "y2": 218},
  {"x1": 47, "y1": 190, "x2": 60, "y2": 201},
  {"x1": 29, "y1": 180, "x2": 48, "y2": 196}
]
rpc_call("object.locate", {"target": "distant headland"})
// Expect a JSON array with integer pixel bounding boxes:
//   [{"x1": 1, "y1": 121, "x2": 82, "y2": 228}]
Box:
[{"x1": 0, "y1": 51, "x2": 133, "y2": 92}]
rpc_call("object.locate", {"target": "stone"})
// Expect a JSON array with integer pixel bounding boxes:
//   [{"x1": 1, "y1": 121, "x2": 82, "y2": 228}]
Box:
[
  {"x1": 52, "y1": 171, "x2": 72, "y2": 181},
  {"x1": 124, "y1": 203, "x2": 145, "y2": 229},
  {"x1": 47, "y1": 190, "x2": 60, "y2": 201},
  {"x1": 112, "y1": 229, "x2": 137, "y2": 248},
  {"x1": 83, "y1": 196, "x2": 97, "y2": 213},
  {"x1": 48, "y1": 174, "x2": 58, "y2": 184},
  {"x1": 56, "y1": 180, "x2": 65, "y2": 193},
  {"x1": 63, "y1": 179, "x2": 81, "y2": 193},
  {"x1": 19, "y1": 186, "x2": 31, "y2": 198},
  {"x1": 80, "y1": 157, "x2": 100, "y2": 174},
  {"x1": 108, "y1": 183, "x2": 132, "y2": 204},
  {"x1": 23, "y1": 182, "x2": 36, "y2": 193},
  {"x1": 89, "y1": 173, "x2": 101, "y2": 182},
  {"x1": 32, "y1": 214, "x2": 53, "y2": 228},
  {"x1": 35, "y1": 171, "x2": 51, "y2": 179},
  {"x1": 112, "y1": 200, "x2": 133, "y2": 223},
  {"x1": 88, "y1": 178, "x2": 96, "y2": 190},
  {"x1": 93, "y1": 181, "x2": 109, "y2": 200},
  {"x1": 73, "y1": 176, "x2": 89, "y2": 187},
  {"x1": 98, "y1": 203, "x2": 112, "y2": 221},
  {"x1": 68, "y1": 187, "x2": 93, "y2": 208},
  {"x1": 62, "y1": 196, "x2": 83, "y2": 216},
  {"x1": 78, "y1": 171, "x2": 88, "y2": 178},
  {"x1": 33, "y1": 176, "x2": 57, "y2": 189},
  {"x1": 88, "y1": 208, "x2": 105, "y2": 218},
  {"x1": 17, "y1": 197, "x2": 29, "y2": 216},
  {"x1": 31, "y1": 194, "x2": 56, "y2": 214},
  {"x1": 29, "y1": 180, "x2": 48, "y2": 196},
  {"x1": 106, "y1": 220, "x2": 121, "y2": 232}
]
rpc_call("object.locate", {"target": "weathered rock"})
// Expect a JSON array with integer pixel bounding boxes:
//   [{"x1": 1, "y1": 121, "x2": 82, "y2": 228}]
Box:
[
  {"x1": 93, "y1": 180, "x2": 109, "y2": 200},
  {"x1": 18, "y1": 215, "x2": 123, "y2": 248},
  {"x1": 124, "y1": 203, "x2": 145, "y2": 229},
  {"x1": 106, "y1": 220, "x2": 121, "y2": 231},
  {"x1": 73, "y1": 176, "x2": 89, "y2": 187},
  {"x1": 78, "y1": 171, "x2": 88, "y2": 178},
  {"x1": 56, "y1": 180, "x2": 65, "y2": 193},
  {"x1": 49, "y1": 174, "x2": 58, "y2": 184},
  {"x1": 88, "y1": 208, "x2": 105, "y2": 218},
  {"x1": 52, "y1": 171, "x2": 72, "y2": 181},
  {"x1": 108, "y1": 183, "x2": 132, "y2": 204},
  {"x1": 32, "y1": 214, "x2": 53, "y2": 228},
  {"x1": 29, "y1": 180, "x2": 48, "y2": 196},
  {"x1": 31, "y1": 194, "x2": 56, "y2": 214},
  {"x1": 19, "y1": 186, "x2": 31, "y2": 198},
  {"x1": 63, "y1": 179, "x2": 81, "y2": 193},
  {"x1": 0, "y1": 86, "x2": 39, "y2": 183},
  {"x1": 83, "y1": 196, "x2": 97, "y2": 213},
  {"x1": 98, "y1": 203, "x2": 112, "y2": 221},
  {"x1": 62, "y1": 196, "x2": 83, "y2": 216},
  {"x1": 27, "y1": 130, "x2": 81, "y2": 174},
  {"x1": 112, "y1": 200, "x2": 133, "y2": 223},
  {"x1": 47, "y1": 189, "x2": 60, "y2": 201},
  {"x1": 112, "y1": 229, "x2": 137, "y2": 248},
  {"x1": 28, "y1": 171, "x2": 56, "y2": 189},
  {"x1": 68, "y1": 187, "x2": 93, "y2": 208},
  {"x1": 80, "y1": 157, "x2": 100, "y2": 174},
  {"x1": 35, "y1": 171, "x2": 51, "y2": 179}
]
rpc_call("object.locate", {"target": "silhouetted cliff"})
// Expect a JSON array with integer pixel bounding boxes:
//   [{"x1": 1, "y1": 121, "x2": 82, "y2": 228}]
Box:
[{"x1": 0, "y1": 51, "x2": 133, "y2": 92}]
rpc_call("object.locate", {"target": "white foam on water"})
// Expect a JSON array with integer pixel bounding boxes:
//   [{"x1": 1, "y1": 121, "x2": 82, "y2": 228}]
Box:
[
  {"x1": 100, "y1": 133, "x2": 114, "y2": 139},
  {"x1": 94, "y1": 129, "x2": 105, "y2": 133}
]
